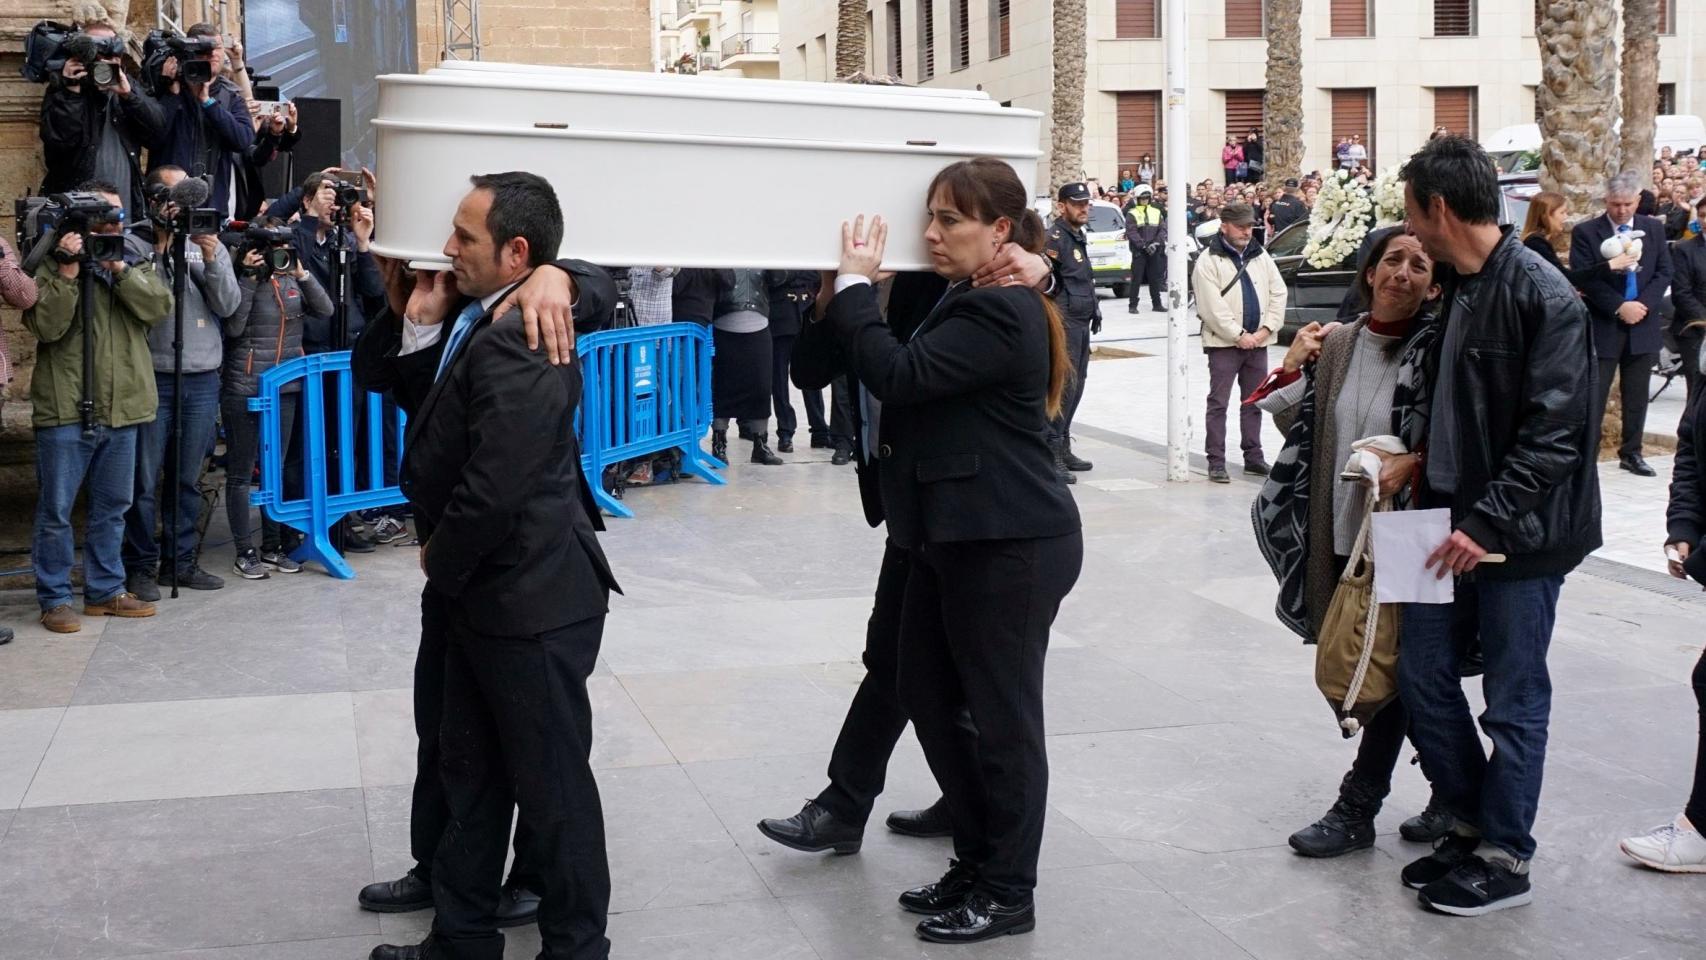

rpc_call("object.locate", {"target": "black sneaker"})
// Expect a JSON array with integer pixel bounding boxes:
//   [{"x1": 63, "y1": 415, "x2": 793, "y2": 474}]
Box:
[
  {"x1": 342, "y1": 524, "x2": 377, "y2": 554},
  {"x1": 1208, "y1": 465, "x2": 1231, "y2": 484},
  {"x1": 126, "y1": 569, "x2": 161, "y2": 603},
  {"x1": 1400, "y1": 797, "x2": 1456, "y2": 844},
  {"x1": 233, "y1": 549, "x2": 271, "y2": 581},
  {"x1": 259, "y1": 549, "x2": 302, "y2": 574},
  {"x1": 165, "y1": 566, "x2": 225, "y2": 591},
  {"x1": 1401, "y1": 833, "x2": 1482, "y2": 890},
  {"x1": 1418, "y1": 857, "x2": 1532, "y2": 916}
]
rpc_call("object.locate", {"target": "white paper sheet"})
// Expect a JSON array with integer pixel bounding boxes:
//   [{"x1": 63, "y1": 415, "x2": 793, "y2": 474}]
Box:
[{"x1": 1371, "y1": 508, "x2": 1455, "y2": 605}]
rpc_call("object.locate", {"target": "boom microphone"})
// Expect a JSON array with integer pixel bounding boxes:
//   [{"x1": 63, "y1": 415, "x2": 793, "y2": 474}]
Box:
[{"x1": 168, "y1": 175, "x2": 212, "y2": 208}]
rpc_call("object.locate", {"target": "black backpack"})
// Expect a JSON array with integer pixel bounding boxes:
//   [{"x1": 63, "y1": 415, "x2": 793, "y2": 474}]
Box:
[{"x1": 21, "y1": 20, "x2": 74, "y2": 83}]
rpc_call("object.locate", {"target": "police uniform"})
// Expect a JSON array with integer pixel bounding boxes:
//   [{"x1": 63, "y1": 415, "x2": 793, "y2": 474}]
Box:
[
  {"x1": 1044, "y1": 182, "x2": 1099, "y2": 476},
  {"x1": 764, "y1": 270, "x2": 828, "y2": 449},
  {"x1": 1124, "y1": 193, "x2": 1167, "y2": 313}
]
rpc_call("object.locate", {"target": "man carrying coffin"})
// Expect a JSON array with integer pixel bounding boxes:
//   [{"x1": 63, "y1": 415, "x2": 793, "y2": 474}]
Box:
[{"x1": 366, "y1": 172, "x2": 620, "y2": 960}]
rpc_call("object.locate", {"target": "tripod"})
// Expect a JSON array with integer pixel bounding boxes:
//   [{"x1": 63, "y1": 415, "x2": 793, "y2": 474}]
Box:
[{"x1": 162, "y1": 230, "x2": 189, "y2": 598}]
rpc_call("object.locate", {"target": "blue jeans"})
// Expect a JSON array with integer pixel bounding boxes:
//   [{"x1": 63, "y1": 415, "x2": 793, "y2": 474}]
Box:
[
  {"x1": 122, "y1": 371, "x2": 222, "y2": 575},
  {"x1": 1398, "y1": 575, "x2": 1564, "y2": 861},
  {"x1": 34, "y1": 424, "x2": 140, "y2": 610}
]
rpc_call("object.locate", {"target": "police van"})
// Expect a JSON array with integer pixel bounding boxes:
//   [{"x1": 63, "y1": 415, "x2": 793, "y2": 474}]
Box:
[{"x1": 1085, "y1": 199, "x2": 1132, "y2": 298}]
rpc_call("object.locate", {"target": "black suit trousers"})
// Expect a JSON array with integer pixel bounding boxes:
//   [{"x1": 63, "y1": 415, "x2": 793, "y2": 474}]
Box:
[
  {"x1": 1049, "y1": 321, "x2": 1093, "y2": 442},
  {"x1": 1596, "y1": 351, "x2": 1656, "y2": 459},
  {"x1": 896, "y1": 531, "x2": 1083, "y2": 898},
  {"x1": 409, "y1": 586, "x2": 535, "y2": 889},
  {"x1": 772, "y1": 334, "x2": 800, "y2": 440},
  {"x1": 1128, "y1": 245, "x2": 1166, "y2": 310},
  {"x1": 431, "y1": 614, "x2": 611, "y2": 960},
  {"x1": 812, "y1": 541, "x2": 914, "y2": 825}
]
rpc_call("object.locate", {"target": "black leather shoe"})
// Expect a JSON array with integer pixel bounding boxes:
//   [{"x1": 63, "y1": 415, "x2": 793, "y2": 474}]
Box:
[
  {"x1": 1244, "y1": 460, "x2": 1271, "y2": 477},
  {"x1": 1400, "y1": 795, "x2": 1456, "y2": 844},
  {"x1": 370, "y1": 942, "x2": 430, "y2": 960},
  {"x1": 810, "y1": 436, "x2": 834, "y2": 449},
  {"x1": 899, "y1": 859, "x2": 980, "y2": 915},
  {"x1": 359, "y1": 868, "x2": 433, "y2": 913},
  {"x1": 1128, "y1": 304, "x2": 1142, "y2": 314},
  {"x1": 1621, "y1": 455, "x2": 1658, "y2": 477},
  {"x1": 777, "y1": 436, "x2": 795, "y2": 453},
  {"x1": 757, "y1": 800, "x2": 864, "y2": 854},
  {"x1": 886, "y1": 797, "x2": 953, "y2": 838},
  {"x1": 1288, "y1": 774, "x2": 1380, "y2": 858},
  {"x1": 751, "y1": 436, "x2": 784, "y2": 466},
  {"x1": 494, "y1": 880, "x2": 541, "y2": 928},
  {"x1": 1061, "y1": 441, "x2": 1093, "y2": 472},
  {"x1": 915, "y1": 889, "x2": 1036, "y2": 944},
  {"x1": 831, "y1": 445, "x2": 852, "y2": 466},
  {"x1": 126, "y1": 569, "x2": 161, "y2": 603},
  {"x1": 342, "y1": 522, "x2": 378, "y2": 554}
]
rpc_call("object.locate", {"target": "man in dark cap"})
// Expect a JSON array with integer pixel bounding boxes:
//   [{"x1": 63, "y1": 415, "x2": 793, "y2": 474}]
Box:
[
  {"x1": 1191, "y1": 202, "x2": 1287, "y2": 483},
  {"x1": 1043, "y1": 181, "x2": 1101, "y2": 480},
  {"x1": 1269, "y1": 178, "x2": 1310, "y2": 234}
]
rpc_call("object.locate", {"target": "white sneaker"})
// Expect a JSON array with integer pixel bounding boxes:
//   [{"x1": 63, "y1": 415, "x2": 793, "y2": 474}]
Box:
[{"x1": 1619, "y1": 815, "x2": 1706, "y2": 873}]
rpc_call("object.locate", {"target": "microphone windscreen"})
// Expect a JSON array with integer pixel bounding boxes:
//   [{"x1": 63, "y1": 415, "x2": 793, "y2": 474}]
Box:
[{"x1": 169, "y1": 176, "x2": 212, "y2": 209}]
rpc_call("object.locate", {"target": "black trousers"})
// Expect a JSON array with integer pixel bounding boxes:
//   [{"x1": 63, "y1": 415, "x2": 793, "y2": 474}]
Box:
[
  {"x1": 1127, "y1": 245, "x2": 1166, "y2": 310},
  {"x1": 772, "y1": 334, "x2": 800, "y2": 441},
  {"x1": 813, "y1": 541, "x2": 914, "y2": 825},
  {"x1": 897, "y1": 532, "x2": 1084, "y2": 899},
  {"x1": 1595, "y1": 352, "x2": 1657, "y2": 460},
  {"x1": 432, "y1": 614, "x2": 611, "y2": 960},
  {"x1": 1688, "y1": 648, "x2": 1706, "y2": 829},
  {"x1": 827, "y1": 376, "x2": 855, "y2": 448},
  {"x1": 1048, "y1": 321, "x2": 1093, "y2": 443},
  {"x1": 799, "y1": 388, "x2": 832, "y2": 443},
  {"x1": 409, "y1": 586, "x2": 535, "y2": 889}
]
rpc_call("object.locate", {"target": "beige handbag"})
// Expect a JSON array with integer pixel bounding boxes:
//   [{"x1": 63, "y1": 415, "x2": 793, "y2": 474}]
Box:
[{"x1": 1316, "y1": 484, "x2": 1400, "y2": 737}]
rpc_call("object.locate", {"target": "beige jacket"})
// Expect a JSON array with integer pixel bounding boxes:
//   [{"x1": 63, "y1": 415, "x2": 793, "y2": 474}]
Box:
[{"x1": 1192, "y1": 240, "x2": 1289, "y2": 348}]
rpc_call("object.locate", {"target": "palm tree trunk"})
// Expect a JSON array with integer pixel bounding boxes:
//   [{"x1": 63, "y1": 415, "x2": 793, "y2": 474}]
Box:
[
  {"x1": 1535, "y1": 1, "x2": 1622, "y2": 217},
  {"x1": 1047, "y1": 0, "x2": 1087, "y2": 191},
  {"x1": 1262, "y1": 0, "x2": 1304, "y2": 188},
  {"x1": 1621, "y1": 0, "x2": 1660, "y2": 187},
  {"x1": 834, "y1": 0, "x2": 867, "y2": 79}
]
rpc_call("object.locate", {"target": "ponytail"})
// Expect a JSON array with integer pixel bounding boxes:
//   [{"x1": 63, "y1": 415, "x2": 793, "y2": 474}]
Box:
[{"x1": 1041, "y1": 296, "x2": 1071, "y2": 420}]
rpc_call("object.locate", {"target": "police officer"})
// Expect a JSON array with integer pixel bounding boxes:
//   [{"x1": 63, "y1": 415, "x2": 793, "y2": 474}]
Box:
[
  {"x1": 1124, "y1": 184, "x2": 1166, "y2": 316},
  {"x1": 765, "y1": 270, "x2": 827, "y2": 452},
  {"x1": 1044, "y1": 182, "x2": 1099, "y2": 480}
]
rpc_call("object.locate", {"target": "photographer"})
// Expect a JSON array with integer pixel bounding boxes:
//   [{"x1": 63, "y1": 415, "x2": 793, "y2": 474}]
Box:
[
  {"x1": 26, "y1": 181, "x2": 172, "y2": 634},
  {"x1": 148, "y1": 23, "x2": 254, "y2": 218},
  {"x1": 38, "y1": 20, "x2": 165, "y2": 220},
  {"x1": 236, "y1": 100, "x2": 298, "y2": 221},
  {"x1": 290, "y1": 171, "x2": 383, "y2": 351},
  {"x1": 222, "y1": 221, "x2": 330, "y2": 580},
  {"x1": 119, "y1": 165, "x2": 240, "y2": 599}
]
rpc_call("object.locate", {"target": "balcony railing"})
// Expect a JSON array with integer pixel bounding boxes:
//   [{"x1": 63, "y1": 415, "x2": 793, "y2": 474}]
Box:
[
  {"x1": 675, "y1": 0, "x2": 717, "y2": 21},
  {"x1": 721, "y1": 32, "x2": 779, "y2": 60}
]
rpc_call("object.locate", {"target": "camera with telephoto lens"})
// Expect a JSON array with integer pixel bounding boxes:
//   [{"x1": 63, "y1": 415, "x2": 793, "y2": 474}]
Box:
[
  {"x1": 144, "y1": 181, "x2": 223, "y2": 237},
  {"x1": 16, "y1": 192, "x2": 128, "y2": 265},
  {"x1": 243, "y1": 224, "x2": 298, "y2": 277}
]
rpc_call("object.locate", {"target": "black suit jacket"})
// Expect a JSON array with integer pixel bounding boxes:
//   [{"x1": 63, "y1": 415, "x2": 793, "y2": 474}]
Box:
[
  {"x1": 1671, "y1": 236, "x2": 1706, "y2": 341},
  {"x1": 1568, "y1": 213, "x2": 1675, "y2": 358},
  {"x1": 821, "y1": 279, "x2": 1080, "y2": 549},
  {"x1": 793, "y1": 271, "x2": 950, "y2": 529}
]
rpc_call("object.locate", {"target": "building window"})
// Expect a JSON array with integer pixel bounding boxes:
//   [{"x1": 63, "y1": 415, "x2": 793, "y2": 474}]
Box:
[
  {"x1": 989, "y1": 0, "x2": 1011, "y2": 57},
  {"x1": 951, "y1": 0, "x2": 969, "y2": 71},
  {"x1": 1116, "y1": 0, "x2": 1159, "y2": 40},
  {"x1": 1118, "y1": 91, "x2": 1163, "y2": 179},
  {"x1": 814, "y1": 34, "x2": 828, "y2": 81},
  {"x1": 795, "y1": 42, "x2": 808, "y2": 78},
  {"x1": 1434, "y1": 0, "x2": 1475, "y2": 37},
  {"x1": 1224, "y1": 89, "x2": 1263, "y2": 144},
  {"x1": 1433, "y1": 86, "x2": 1478, "y2": 139},
  {"x1": 1224, "y1": 0, "x2": 1263, "y2": 38},
  {"x1": 866, "y1": 11, "x2": 876, "y2": 74},
  {"x1": 887, "y1": 0, "x2": 903, "y2": 78},
  {"x1": 1329, "y1": 0, "x2": 1372, "y2": 38},
  {"x1": 919, "y1": 0, "x2": 935, "y2": 81},
  {"x1": 1660, "y1": 83, "x2": 1677, "y2": 116},
  {"x1": 1660, "y1": 0, "x2": 1675, "y2": 36},
  {"x1": 1330, "y1": 88, "x2": 1376, "y2": 169}
]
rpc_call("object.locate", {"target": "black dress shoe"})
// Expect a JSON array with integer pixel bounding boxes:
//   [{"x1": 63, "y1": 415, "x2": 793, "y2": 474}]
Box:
[
  {"x1": 494, "y1": 881, "x2": 541, "y2": 928},
  {"x1": 359, "y1": 868, "x2": 433, "y2": 913},
  {"x1": 886, "y1": 797, "x2": 953, "y2": 838},
  {"x1": 915, "y1": 889, "x2": 1035, "y2": 944},
  {"x1": 899, "y1": 859, "x2": 980, "y2": 915},
  {"x1": 809, "y1": 436, "x2": 834, "y2": 449},
  {"x1": 831, "y1": 445, "x2": 852, "y2": 466},
  {"x1": 1621, "y1": 455, "x2": 1658, "y2": 477},
  {"x1": 1400, "y1": 796, "x2": 1456, "y2": 844},
  {"x1": 756, "y1": 800, "x2": 863, "y2": 854},
  {"x1": 370, "y1": 940, "x2": 431, "y2": 960},
  {"x1": 777, "y1": 437, "x2": 795, "y2": 453}
]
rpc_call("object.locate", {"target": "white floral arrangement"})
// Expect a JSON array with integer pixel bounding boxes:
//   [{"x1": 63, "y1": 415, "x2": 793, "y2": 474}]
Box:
[
  {"x1": 1302, "y1": 170, "x2": 1374, "y2": 270},
  {"x1": 1370, "y1": 165, "x2": 1406, "y2": 227}
]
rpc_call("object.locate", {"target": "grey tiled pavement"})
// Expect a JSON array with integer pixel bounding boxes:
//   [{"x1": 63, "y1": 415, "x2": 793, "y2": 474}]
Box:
[{"x1": 2, "y1": 341, "x2": 1704, "y2": 958}]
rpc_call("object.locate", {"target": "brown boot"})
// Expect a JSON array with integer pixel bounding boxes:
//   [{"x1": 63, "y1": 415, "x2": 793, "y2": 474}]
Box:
[
  {"x1": 40, "y1": 604, "x2": 81, "y2": 634},
  {"x1": 84, "y1": 593, "x2": 156, "y2": 619}
]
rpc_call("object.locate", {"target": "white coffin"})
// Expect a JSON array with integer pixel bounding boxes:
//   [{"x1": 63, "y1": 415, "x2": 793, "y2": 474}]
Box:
[{"x1": 370, "y1": 63, "x2": 1041, "y2": 271}]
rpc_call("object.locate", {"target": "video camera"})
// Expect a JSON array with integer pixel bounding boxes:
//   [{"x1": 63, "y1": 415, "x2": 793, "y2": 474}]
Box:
[
  {"x1": 139, "y1": 30, "x2": 219, "y2": 94},
  {"x1": 15, "y1": 192, "x2": 127, "y2": 272},
  {"x1": 21, "y1": 21, "x2": 127, "y2": 86},
  {"x1": 243, "y1": 223, "x2": 299, "y2": 277},
  {"x1": 143, "y1": 179, "x2": 224, "y2": 237}
]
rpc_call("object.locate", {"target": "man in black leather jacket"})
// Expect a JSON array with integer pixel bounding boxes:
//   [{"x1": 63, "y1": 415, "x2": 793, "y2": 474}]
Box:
[{"x1": 1391, "y1": 136, "x2": 1602, "y2": 919}]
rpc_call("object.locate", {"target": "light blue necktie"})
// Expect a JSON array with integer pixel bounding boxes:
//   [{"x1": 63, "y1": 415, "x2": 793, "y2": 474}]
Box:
[
  {"x1": 434, "y1": 301, "x2": 485, "y2": 381},
  {"x1": 1618, "y1": 224, "x2": 1639, "y2": 301}
]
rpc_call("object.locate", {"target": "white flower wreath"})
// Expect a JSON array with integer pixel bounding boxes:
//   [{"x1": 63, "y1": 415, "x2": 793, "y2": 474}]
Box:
[
  {"x1": 1370, "y1": 165, "x2": 1406, "y2": 227},
  {"x1": 1301, "y1": 169, "x2": 1374, "y2": 270}
]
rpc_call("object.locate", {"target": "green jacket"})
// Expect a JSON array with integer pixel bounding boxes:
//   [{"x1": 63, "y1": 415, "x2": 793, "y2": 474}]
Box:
[{"x1": 26, "y1": 261, "x2": 172, "y2": 429}]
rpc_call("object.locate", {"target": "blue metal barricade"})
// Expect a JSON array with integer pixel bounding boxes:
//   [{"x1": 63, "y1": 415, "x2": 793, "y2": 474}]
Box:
[
  {"x1": 250, "y1": 353, "x2": 407, "y2": 580},
  {"x1": 577, "y1": 322, "x2": 725, "y2": 519}
]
